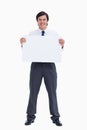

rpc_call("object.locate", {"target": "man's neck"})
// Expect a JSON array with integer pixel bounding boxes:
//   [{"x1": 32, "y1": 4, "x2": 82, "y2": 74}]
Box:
[{"x1": 39, "y1": 27, "x2": 47, "y2": 31}]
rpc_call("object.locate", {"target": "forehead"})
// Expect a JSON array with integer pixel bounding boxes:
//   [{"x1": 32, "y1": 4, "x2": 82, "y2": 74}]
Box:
[{"x1": 38, "y1": 15, "x2": 47, "y2": 20}]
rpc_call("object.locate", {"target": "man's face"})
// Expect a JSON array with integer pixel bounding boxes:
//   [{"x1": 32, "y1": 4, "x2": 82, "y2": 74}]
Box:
[{"x1": 37, "y1": 15, "x2": 48, "y2": 30}]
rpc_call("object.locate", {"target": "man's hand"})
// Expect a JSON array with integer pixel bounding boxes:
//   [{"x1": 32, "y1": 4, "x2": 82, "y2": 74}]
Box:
[
  {"x1": 59, "y1": 39, "x2": 65, "y2": 48},
  {"x1": 20, "y1": 37, "x2": 26, "y2": 44},
  {"x1": 20, "y1": 37, "x2": 26, "y2": 47}
]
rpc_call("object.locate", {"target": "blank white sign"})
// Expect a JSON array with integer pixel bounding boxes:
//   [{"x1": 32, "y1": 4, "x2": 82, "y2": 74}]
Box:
[{"x1": 21, "y1": 36, "x2": 62, "y2": 62}]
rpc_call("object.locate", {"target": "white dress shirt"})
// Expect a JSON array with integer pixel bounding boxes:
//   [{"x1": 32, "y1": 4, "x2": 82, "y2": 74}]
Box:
[{"x1": 28, "y1": 28, "x2": 61, "y2": 38}]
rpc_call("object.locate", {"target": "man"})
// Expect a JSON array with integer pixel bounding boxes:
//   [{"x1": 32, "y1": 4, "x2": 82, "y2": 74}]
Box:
[{"x1": 20, "y1": 11, "x2": 65, "y2": 126}]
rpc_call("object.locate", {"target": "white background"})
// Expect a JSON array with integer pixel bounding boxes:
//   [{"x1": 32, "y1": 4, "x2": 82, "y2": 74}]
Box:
[{"x1": 0, "y1": 0, "x2": 87, "y2": 130}]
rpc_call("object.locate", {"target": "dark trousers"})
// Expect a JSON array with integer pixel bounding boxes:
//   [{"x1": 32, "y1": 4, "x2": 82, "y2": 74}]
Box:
[{"x1": 26, "y1": 62, "x2": 60, "y2": 117}]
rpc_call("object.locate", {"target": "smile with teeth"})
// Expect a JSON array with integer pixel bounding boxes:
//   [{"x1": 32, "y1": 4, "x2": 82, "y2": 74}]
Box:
[{"x1": 41, "y1": 24, "x2": 45, "y2": 26}]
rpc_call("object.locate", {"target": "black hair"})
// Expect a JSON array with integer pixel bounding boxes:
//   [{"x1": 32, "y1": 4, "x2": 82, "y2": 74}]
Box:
[{"x1": 36, "y1": 11, "x2": 49, "y2": 21}]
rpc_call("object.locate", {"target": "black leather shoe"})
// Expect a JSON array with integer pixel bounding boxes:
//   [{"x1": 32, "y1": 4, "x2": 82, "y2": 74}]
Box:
[
  {"x1": 25, "y1": 118, "x2": 34, "y2": 125},
  {"x1": 51, "y1": 116, "x2": 62, "y2": 126},
  {"x1": 25, "y1": 115, "x2": 36, "y2": 125},
  {"x1": 53, "y1": 119, "x2": 62, "y2": 126}
]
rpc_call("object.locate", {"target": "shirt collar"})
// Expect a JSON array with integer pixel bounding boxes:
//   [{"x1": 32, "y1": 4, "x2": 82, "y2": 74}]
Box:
[{"x1": 38, "y1": 28, "x2": 48, "y2": 34}]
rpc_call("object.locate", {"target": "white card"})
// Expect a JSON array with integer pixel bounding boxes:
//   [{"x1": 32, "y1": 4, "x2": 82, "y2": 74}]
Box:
[{"x1": 21, "y1": 35, "x2": 62, "y2": 62}]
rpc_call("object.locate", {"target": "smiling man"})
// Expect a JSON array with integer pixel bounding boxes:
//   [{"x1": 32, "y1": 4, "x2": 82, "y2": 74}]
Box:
[{"x1": 20, "y1": 11, "x2": 65, "y2": 126}]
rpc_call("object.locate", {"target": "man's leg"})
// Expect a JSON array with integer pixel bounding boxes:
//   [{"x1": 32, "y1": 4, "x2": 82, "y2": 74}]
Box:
[
  {"x1": 43, "y1": 63, "x2": 59, "y2": 116},
  {"x1": 43, "y1": 63, "x2": 62, "y2": 126},
  {"x1": 25, "y1": 63, "x2": 43, "y2": 125}
]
